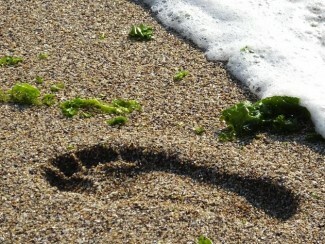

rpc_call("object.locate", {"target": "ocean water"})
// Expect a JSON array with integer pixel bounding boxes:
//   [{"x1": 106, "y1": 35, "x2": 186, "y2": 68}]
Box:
[{"x1": 138, "y1": 0, "x2": 325, "y2": 137}]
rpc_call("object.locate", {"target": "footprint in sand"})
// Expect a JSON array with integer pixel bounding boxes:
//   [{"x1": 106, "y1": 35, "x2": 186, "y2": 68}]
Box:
[{"x1": 43, "y1": 144, "x2": 299, "y2": 221}]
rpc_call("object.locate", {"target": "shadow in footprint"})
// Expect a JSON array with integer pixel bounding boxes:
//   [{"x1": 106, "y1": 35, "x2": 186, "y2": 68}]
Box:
[
  {"x1": 76, "y1": 144, "x2": 119, "y2": 168},
  {"x1": 44, "y1": 168, "x2": 94, "y2": 192},
  {"x1": 44, "y1": 144, "x2": 299, "y2": 220}
]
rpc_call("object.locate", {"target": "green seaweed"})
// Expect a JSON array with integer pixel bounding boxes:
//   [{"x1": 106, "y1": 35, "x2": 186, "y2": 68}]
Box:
[
  {"x1": 194, "y1": 126, "x2": 205, "y2": 135},
  {"x1": 99, "y1": 32, "x2": 106, "y2": 40},
  {"x1": 240, "y1": 46, "x2": 254, "y2": 53},
  {"x1": 38, "y1": 53, "x2": 49, "y2": 60},
  {"x1": 66, "y1": 144, "x2": 75, "y2": 150},
  {"x1": 129, "y1": 24, "x2": 154, "y2": 40},
  {"x1": 106, "y1": 116, "x2": 128, "y2": 126},
  {"x1": 42, "y1": 94, "x2": 56, "y2": 106},
  {"x1": 35, "y1": 76, "x2": 44, "y2": 84},
  {"x1": 79, "y1": 111, "x2": 93, "y2": 118},
  {"x1": 111, "y1": 99, "x2": 142, "y2": 113},
  {"x1": 197, "y1": 235, "x2": 213, "y2": 244},
  {"x1": 219, "y1": 96, "x2": 311, "y2": 141},
  {"x1": 60, "y1": 98, "x2": 100, "y2": 117},
  {"x1": 50, "y1": 82, "x2": 65, "y2": 92},
  {"x1": 0, "y1": 89, "x2": 9, "y2": 102},
  {"x1": 0, "y1": 83, "x2": 59, "y2": 107},
  {"x1": 60, "y1": 98, "x2": 141, "y2": 118},
  {"x1": 173, "y1": 69, "x2": 189, "y2": 81},
  {"x1": 0, "y1": 56, "x2": 23, "y2": 66},
  {"x1": 9, "y1": 83, "x2": 41, "y2": 105}
]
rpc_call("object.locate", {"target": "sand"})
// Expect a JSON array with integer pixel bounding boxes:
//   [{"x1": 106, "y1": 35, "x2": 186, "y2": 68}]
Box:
[{"x1": 0, "y1": 0, "x2": 324, "y2": 243}]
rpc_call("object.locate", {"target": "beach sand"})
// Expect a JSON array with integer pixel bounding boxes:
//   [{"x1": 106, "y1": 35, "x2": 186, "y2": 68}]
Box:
[{"x1": 0, "y1": 0, "x2": 324, "y2": 242}]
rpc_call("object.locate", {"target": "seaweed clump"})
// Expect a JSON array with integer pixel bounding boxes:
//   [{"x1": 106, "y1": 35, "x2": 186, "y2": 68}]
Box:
[
  {"x1": 106, "y1": 116, "x2": 128, "y2": 126},
  {"x1": 0, "y1": 56, "x2": 23, "y2": 66},
  {"x1": 60, "y1": 98, "x2": 141, "y2": 118},
  {"x1": 0, "y1": 83, "x2": 56, "y2": 106},
  {"x1": 129, "y1": 24, "x2": 154, "y2": 40},
  {"x1": 42, "y1": 94, "x2": 57, "y2": 106},
  {"x1": 7, "y1": 83, "x2": 41, "y2": 105},
  {"x1": 173, "y1": 69, "x2": 189, "y2": 81},
  {"x1": 219, "y1": 96, "x2": 312, "y2": 141}
]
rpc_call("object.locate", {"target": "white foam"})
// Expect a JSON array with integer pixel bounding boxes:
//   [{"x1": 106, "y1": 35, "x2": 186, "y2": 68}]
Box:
[{"x1": 140, "y1": 0, "x2": 325, "y2": 137}]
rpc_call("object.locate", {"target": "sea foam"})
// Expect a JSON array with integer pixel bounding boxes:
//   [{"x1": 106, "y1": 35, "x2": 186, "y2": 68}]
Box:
[{"x1": 139, "y1": 0, "x2": 325, "y2": 137}]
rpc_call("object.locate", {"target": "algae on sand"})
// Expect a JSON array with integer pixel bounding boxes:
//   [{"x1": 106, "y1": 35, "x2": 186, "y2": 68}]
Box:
[
  {"x1": 194, "y1": 126, "x2": 205, "y2": 135},
  {"x1": 173, "y1": 69, "x2": 189, "y2": 81},
  {"x1": 50, "y1": 82, "x2": 65, "y2": 92},
  {"x1": 9, "y1": 83, "x2": 41, "y2": 105},
  {"x1": 0, "y1": 83, "x2": 57, "y2": 107},
  {"x1": 106, "y1": 116, "x2": 128, "y2": 126},
  {"x1": 129, "y1": 24, "x2": 154, "y2": 40},
  {"x1": 0, "y1": 56, "x2": 23, "y2": 66},
  {"x1": 60, "y1": 98, "x2": 141, "y2": 118},
  {"x1": 42, "y1": 94, "x2": 56, "y2": 106},
  {"x1": 219, "y1": 96, "x2": 312, "y2": 141}
]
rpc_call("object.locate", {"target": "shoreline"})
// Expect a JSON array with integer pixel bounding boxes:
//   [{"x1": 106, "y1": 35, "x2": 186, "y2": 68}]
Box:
[{"x1": 0, "y1": 0, "x2": 324, "y2": 242}]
